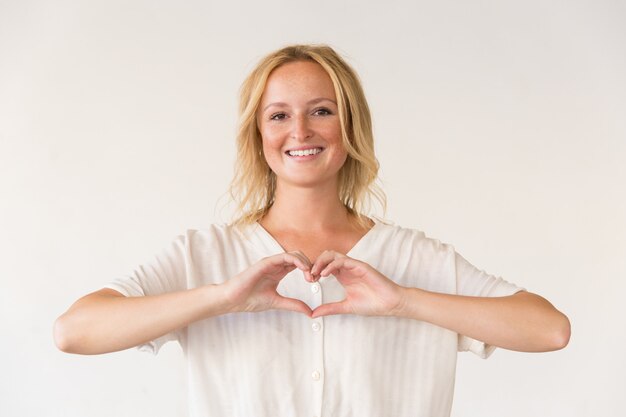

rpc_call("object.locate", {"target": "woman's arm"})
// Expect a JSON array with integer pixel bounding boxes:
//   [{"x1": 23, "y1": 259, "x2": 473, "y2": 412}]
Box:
[
  {"x1": 54, "y1": 251, "x2": 314, "y2": 355},
  {"x1": 394, "y1": 289, "x2": 570, "y2": 352},
  {"x1": 53, "y1": 286, "x2": 232, "y2": 355},
  {"x1": 310, "y1": 251, "x2": 571, "y2": 353}
]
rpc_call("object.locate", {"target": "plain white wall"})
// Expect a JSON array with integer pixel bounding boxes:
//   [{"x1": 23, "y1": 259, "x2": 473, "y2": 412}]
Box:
[{"x1": 1, "y1": 0, "x2": 624, "y2": 416}]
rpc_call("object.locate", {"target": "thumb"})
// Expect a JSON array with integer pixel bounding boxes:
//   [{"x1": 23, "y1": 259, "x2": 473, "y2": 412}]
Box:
[
  {"x1": 273, "y1": 295, "x2": 313, "y2": 317},
  {"x1": 311, "y1": 301, "x2": 350, "y2": 318}
]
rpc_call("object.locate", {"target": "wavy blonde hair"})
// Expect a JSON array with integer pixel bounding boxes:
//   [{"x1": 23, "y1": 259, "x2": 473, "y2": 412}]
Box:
[{"x1": 228, "y1": 44, "x2": 386, "y2": 229}]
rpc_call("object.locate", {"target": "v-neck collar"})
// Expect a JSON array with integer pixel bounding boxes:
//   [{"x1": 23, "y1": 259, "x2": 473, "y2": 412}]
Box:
[{"x1": 247, "y1": 217, "x2": 381, "y2": 259}]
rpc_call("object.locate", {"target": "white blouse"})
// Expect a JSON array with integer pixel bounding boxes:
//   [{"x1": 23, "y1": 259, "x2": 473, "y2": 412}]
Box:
[{"x1": 105, "y1": 218, "x2": 524, "y2": 417}]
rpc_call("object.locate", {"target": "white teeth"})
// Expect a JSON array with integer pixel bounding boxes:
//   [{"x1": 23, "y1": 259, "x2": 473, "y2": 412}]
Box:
[{"x1": 287, "y1": 148, "x2": 322, "y2": 157}]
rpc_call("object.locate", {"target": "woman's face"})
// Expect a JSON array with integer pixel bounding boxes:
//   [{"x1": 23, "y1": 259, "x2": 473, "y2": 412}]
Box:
[{"x1": 257, "y1": 60, "x2": 347, "y2": 190}]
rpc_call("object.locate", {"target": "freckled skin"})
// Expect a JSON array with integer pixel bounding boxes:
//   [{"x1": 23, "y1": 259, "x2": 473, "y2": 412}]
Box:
[{"x1": 257, "y1": 61, "x2": 348, "y2": 189}]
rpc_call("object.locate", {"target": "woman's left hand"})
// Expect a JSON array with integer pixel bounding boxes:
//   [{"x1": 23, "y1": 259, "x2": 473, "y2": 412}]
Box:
[{"x1": 310, "y1": 251, "x2": 407, "y2": 318}]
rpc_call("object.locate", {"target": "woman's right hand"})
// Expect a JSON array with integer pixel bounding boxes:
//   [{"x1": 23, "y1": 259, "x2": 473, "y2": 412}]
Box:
[
  {"x1": 54, "y1": 251, "x2": 314, "y2": 354},
  {"x1": 222, "y1": 251, "x2": 314, "y2": 316}
]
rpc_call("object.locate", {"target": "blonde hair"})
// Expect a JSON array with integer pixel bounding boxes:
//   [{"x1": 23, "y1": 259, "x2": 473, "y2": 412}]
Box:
[{"x1": 228, "y1": 44, "x2": 386, "y2": 229}]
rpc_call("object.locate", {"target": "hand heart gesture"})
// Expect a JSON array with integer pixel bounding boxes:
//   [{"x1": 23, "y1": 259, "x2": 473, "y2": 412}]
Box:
[
  {"x1": 222, "y1": 251, "x2": 316, "y2": 316},
  {"x1": 310, "y1": 250, "x2": 406, "y2": 318}
]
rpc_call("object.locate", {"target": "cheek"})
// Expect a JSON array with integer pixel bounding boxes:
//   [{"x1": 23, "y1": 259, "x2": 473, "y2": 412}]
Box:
[
  {"x1": 261, "y1": 136, "x2": 283, "y2": 158},
  {"x1": 260, "y1": 137, "x2": 284, "y2": 171},
  {"x1": 259, "y1": 124, "x2": 286, "y2": 146},
  {"x1": 321, "y1": 120, "x2": 343, "y2": 144},
  {"x1": 335, "y1": 150, "x2": 349, "y2": 167}
]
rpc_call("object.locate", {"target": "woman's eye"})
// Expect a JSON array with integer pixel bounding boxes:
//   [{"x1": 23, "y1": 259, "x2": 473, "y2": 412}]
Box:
[
  {"x1": 313, "y1": 108, "x2": 332, "y2": 116},
  {"x1": 270, "y1": 112, "x2": 287, "y2": 121}
]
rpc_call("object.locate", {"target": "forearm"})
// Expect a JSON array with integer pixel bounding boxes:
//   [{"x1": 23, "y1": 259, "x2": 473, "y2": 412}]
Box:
[
  {"x1": 54, "y1": 285, "x2": 231, "y2": 355},
  {"x1": 395, "y1": 288, "x2": 571, "y2": 352}
]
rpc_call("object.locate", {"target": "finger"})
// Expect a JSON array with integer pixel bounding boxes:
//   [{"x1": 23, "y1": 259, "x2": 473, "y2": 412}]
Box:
[
  {"x1": 302, "y1": 269, "x2": 316, "y2": 283},
  {"x1": 285, "y1": 251, "x2": 315, "y2": 281},
  {"x1": 283, "y1": 264, "x2": 297, "y2": 273},
  {"x1": 283, "y1": 252, "x2": 312, "y2": 272},
  {"x1": 319, "y1": 257, "x2": 348, "y2": 277},
  {"x1": 287, "y1": 250, "x2": 312, "y2": 267},
  {"x1": 311, "y1": 301, "x2": 350, "y2": 318},
  {"x1": 311, "y1": 250, "x2": 342, "y2": 277},
  {"x1": 273, "y1": 296, "x2": 313, "y2": 317},
  {"x1": 265, "y1": 252, "x2": 309, "y2": 273}
]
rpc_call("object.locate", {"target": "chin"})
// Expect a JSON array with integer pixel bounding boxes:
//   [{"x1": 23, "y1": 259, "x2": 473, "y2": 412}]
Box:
[{"x1": 278, "y1": 175, "x2": 338, "y2": 190}]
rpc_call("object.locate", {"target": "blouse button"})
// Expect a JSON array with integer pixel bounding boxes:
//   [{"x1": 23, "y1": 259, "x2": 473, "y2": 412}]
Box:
[
  {"x1": 311, "y1": 370, "x2": 321, "y2": 381},
  {"x1": 311, "y1": 283, "x2": 321, "y2": 293},
  {"x1": 311, "y1": 322, "x2": 321, "y2": 332}
]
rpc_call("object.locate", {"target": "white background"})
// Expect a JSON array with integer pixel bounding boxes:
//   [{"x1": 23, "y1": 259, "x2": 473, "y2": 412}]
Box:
[{"x1": 1, "y1": 1, "x2": 625, "y2": 416}]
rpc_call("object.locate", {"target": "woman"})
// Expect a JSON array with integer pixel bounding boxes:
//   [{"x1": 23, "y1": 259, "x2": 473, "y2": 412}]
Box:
[{"x1": 54, "y1": 44, "x2": 570, "y2": 417}]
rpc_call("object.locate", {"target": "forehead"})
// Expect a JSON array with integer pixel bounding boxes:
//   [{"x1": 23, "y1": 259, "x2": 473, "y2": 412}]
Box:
[{"x1": 260, "y1": 60, "x2": 336, "y2": 103}]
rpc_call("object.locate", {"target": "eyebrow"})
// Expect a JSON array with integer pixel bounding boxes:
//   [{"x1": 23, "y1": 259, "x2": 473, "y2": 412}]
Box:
[{"x1": 262, "y1": 97, "x2": 337, "y2": 112}]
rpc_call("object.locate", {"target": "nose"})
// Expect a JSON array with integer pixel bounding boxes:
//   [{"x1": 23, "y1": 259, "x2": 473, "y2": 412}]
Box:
[{"x1": 291, "y1": 114, "x2": 313, "y2": 141}]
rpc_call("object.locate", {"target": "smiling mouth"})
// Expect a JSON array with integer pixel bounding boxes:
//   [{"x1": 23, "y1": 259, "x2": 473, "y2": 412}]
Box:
[{"x1": 285, "y1": 147, "x2": 324, "y2": 157}]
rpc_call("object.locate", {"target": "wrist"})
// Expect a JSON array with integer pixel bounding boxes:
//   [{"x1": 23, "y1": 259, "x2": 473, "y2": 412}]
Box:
[
  {"x1": 200, "y1": 283, "x2": 236, "y2": 317},
  {"x1": 388, "y1": 285, "x2": 410, "y2": 318},
  {"x1": 391, "y1": 286, "x2": 425, "y2": 320}
]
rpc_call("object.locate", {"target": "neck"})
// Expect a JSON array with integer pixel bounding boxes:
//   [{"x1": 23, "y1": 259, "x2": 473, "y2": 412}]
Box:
[{"x1": 261, "y1": 179, "x2": 353, "y2": 233}]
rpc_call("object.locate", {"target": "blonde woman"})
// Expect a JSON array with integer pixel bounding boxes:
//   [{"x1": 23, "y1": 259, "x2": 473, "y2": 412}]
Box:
[{"x1": 54, "y1": 44, "x2": 570, "y2": 417}]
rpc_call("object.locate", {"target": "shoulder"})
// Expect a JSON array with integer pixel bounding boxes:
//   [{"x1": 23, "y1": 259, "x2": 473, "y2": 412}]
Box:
[
  {"x1": 364, "y1": 219, "x2": 458, "y2": 290},
  {"x1": 176, "y1": 223, "x2": 254, "y2": 251},
  {"x1": 372, "y1": 218, "x2": 455, "y2": 256}
]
